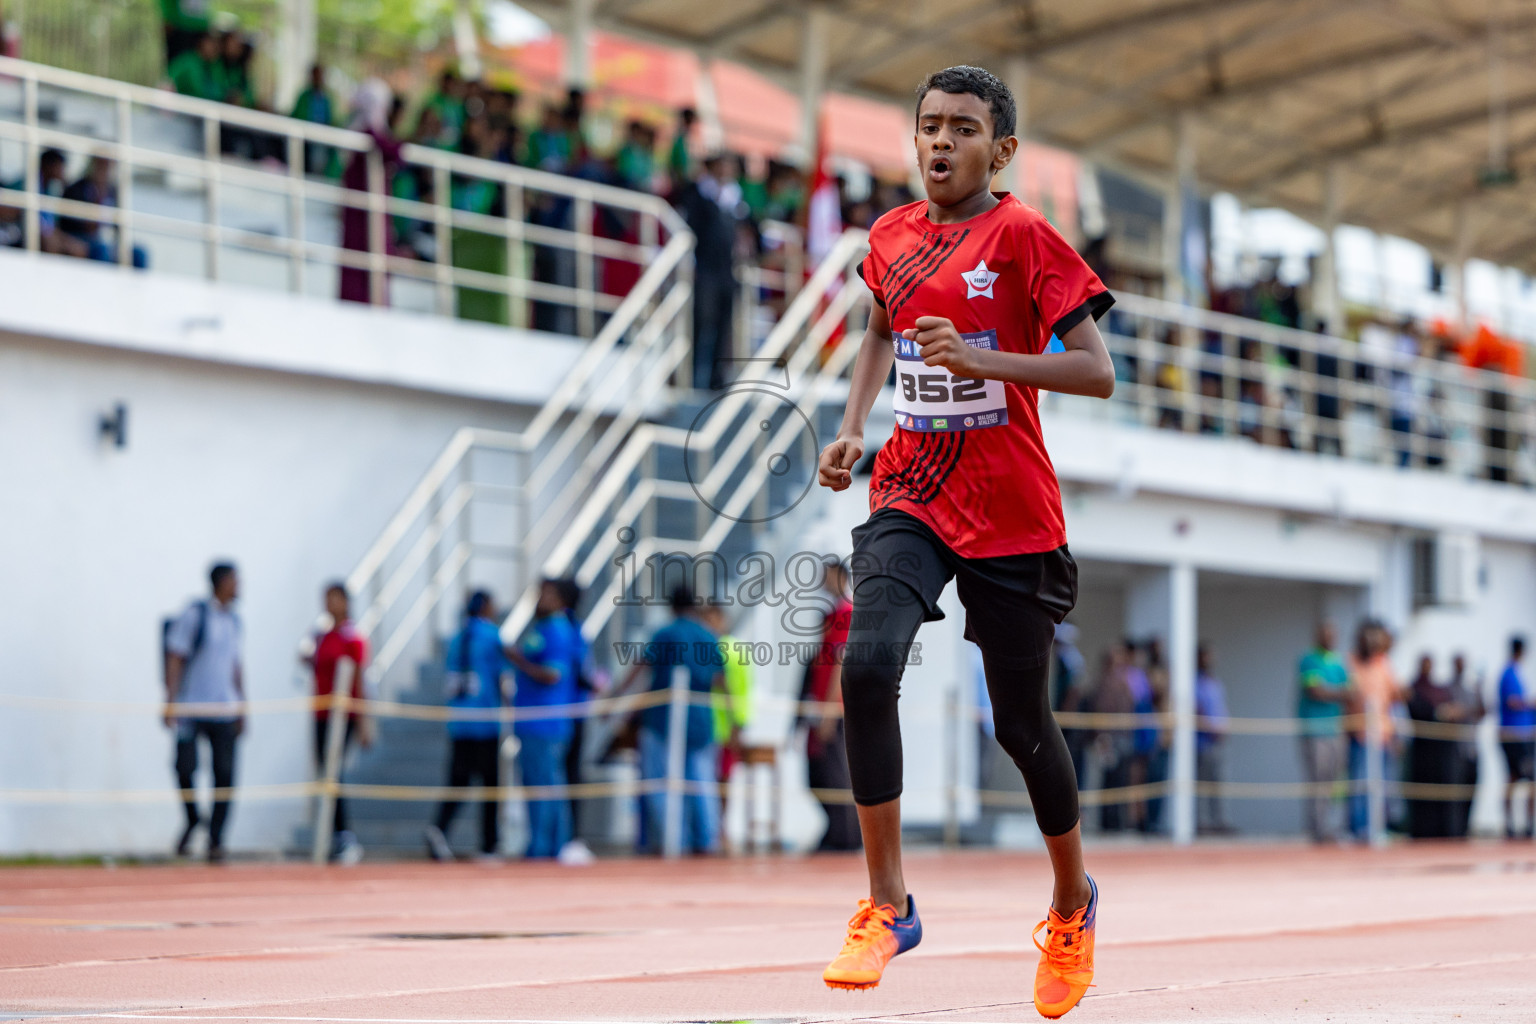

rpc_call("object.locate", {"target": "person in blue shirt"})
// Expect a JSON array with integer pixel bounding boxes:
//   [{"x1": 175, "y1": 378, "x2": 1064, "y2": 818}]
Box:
[
  {"x1": 1498, "y1": 636, "x2": 1535, "y2": 839},
  {"x1": 424, "y1": 589, "x2": 512, "y2": 861},
  {"x1": 507, "y1": 578, "x2": 584, "y2": 859},
  {"x1": 618, "y1": 585, "x2": 728, "y2": 854},
  {"x1": 1194, "y1": 644, "x2": 1233, "y2": 835}
]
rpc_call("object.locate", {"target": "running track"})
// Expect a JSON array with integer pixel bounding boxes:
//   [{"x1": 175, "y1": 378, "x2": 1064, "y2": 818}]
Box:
[{"x1": 3, "y1": 842, "x2": 1534, "y2": 1023}]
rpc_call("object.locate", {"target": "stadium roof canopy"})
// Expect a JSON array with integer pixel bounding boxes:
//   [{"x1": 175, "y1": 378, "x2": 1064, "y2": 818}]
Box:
[{"x1": 520, "y1": 0, "x2": 1536, "y2": 272}]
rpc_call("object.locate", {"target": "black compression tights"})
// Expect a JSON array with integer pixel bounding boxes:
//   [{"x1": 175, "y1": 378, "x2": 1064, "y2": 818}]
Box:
[{"x1": 840, "y1": 575, "x2": 1081, "y2": 837}]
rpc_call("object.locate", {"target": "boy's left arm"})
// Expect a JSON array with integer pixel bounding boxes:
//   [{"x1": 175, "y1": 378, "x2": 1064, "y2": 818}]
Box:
[{"x1": 906, "y1": 314, "x2": 1115, "y2": 399}]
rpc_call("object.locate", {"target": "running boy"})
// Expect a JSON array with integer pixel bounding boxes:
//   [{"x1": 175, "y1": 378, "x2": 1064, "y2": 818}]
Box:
[{"x1": 815, "y1": 66, "x2": 1115, "y2": 1020}]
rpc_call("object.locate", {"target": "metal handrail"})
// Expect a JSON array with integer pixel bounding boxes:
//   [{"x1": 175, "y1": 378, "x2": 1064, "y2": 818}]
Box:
[
  {"x1": 348, "y1": 276, "x2": 693, "y2": 685},
  {"x1": 500, "y1": 230, "x2": 873, "y2": 645},
  {"x1": 0, "y1": 55, "x2": 685, "y2": 327},
  {"x1": 1073, "y1": 291, "x2": 1536, "y2": 481}
]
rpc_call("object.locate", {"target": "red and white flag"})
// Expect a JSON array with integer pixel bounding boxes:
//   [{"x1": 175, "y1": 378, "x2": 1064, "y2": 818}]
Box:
[{"x1": 805, "y1": 113, "x2": 841, "y2": 265}]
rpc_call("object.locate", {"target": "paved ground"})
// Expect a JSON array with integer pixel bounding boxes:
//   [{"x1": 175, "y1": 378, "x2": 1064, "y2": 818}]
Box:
[{"x1": 2, "y1": 841, "x2": 1534, "y2": 1023}]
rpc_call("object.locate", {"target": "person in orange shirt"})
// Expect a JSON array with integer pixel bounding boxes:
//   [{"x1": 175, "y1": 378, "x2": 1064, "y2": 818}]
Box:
[{"x1": 1346, "y1": 620, "x2": 1408, "y2": 841}]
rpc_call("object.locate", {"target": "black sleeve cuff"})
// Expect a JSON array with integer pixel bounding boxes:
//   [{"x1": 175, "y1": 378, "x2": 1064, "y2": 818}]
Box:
[
  {"x1": 854, "y1": 261, "x2": 886, "y2": 308},
  {"x1": 1051, "y1": 289, "x2": 1115, "y2": 338}
]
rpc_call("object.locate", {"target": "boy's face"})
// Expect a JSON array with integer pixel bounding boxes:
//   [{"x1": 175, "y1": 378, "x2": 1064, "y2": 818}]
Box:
[{"x1": 914, "y1": 90, "x2": 1015, "y2": 207}]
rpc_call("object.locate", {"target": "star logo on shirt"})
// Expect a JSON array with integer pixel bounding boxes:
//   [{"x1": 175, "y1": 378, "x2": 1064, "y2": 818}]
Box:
[{"x1": 961, "y1": 259, "x2": 997, "y2": 299}]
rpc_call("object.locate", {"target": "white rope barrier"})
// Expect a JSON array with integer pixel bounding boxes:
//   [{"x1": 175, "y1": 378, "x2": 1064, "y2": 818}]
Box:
[{"x1": 0, "y1": 689, "x2": 1515, "y2": 809}]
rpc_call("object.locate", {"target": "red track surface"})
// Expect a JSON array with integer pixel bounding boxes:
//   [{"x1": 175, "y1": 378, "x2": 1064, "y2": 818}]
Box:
[{"x1": 3, "y1": 842, "x2": 1535, "y2": 1023}]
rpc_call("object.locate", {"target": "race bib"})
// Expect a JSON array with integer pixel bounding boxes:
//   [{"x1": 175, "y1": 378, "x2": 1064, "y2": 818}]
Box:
[{"x1": 892, "y1": 329, "x2": 1009, "y2": 432}]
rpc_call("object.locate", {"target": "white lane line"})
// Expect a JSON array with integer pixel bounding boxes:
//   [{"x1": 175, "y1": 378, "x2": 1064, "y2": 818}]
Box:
[
  {"x1": 13, "y1": 1018, "x2": 652, "y2": 1024},
  {"x1": 848, "y1": 949, "x2": 1536, "y2": 1023}
]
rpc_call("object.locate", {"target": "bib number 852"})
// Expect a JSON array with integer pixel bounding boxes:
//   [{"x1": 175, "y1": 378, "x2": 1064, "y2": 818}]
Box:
[{"x1": 899, "y1": 372, "x2": 988, "y2": 404}]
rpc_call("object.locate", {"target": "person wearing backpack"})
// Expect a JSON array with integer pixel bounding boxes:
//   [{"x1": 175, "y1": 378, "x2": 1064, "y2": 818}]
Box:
[
  {"x1": 423, "y1": 589, "x2": 512, "y2": 861},
  {"x1": 163, "y1": 562, "x2": 245, "y2": 863}
]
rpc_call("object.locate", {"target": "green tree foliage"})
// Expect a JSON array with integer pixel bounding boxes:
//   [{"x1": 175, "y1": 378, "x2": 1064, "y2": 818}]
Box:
[
  {"x1": 5, "y1": 0, "x2": 470, "y2": 95},
  {"x1": 7, "y1": 0, "x2": 166, "y2": 87}
]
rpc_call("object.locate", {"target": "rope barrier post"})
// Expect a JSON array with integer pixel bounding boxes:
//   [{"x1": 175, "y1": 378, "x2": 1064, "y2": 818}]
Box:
[
  {"x1": 311, "y1": 660, "x2": 352, "y2": 865},
  {"x1": 1365, "y1": 700, "x2": 1386, "y2": 848},
  {"x1": 943, "y1": 686, "x2": 960, "y2": 849},
  {"x1": 662, "y1": 664, "x2": 687, "y2": 859}
]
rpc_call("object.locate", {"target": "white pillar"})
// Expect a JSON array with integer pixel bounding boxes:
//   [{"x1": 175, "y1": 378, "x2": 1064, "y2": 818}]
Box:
[
  {"x1": 452, "y1": 0, "x2": 482, "y2": 81},
  {"x1": 275, "y1": 0, "x2": 318, "y2": 114},
  {"x1": 1123, "y1": 564, "x2": 1197, "y2": 846},
  {"x1": 1002, "y1": 55, "x2": 1029, "y2": 198},
  {"x1": 566, "y1": 0, "x2": 594, "y2": 90},
  {"x1": 1168, "y1": 562, "x2": 1197, "y2": 847},
  {"x1": 1163, "y1": 113, "x2": 1196, "y2": 304},
  {"x1": 1316, "y1": 162, "x2": 1343, "y2": 336},
  {"x1": 798, "y1": 4, "x2": 831, "y2": 168},
  {"x1": 695, "y1": 58, "x2": 724, "y2": 154}
]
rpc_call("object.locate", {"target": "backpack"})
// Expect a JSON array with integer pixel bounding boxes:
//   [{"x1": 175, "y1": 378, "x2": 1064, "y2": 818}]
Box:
[{"x1": 162, "y1": 600, "x2": 208, "y2": 680}]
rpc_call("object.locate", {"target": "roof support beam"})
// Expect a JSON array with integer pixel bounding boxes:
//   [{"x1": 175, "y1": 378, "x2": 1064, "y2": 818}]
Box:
[
  {"x1": 798, "y1": 3, "x2": 830, "y2": 166},
  {"x1": 1195, "y1": 47, "x2": 1483, "y2": 180},
  {"x1": 829, "y1": 5, "x2": 1003, "y2": 90},
  {"x1": 1240, "y1": 88, "x2": 1536, "y2": 190},
  {"x1": 1019, "y1": 0, "x2": 1280, "y2": 57},
  {"x1": 1032, "y1": 0, "x2": 1348, "y2": 133},
  {"x1": 699, "y1": 2, "x2": 798, "y2": 55}
]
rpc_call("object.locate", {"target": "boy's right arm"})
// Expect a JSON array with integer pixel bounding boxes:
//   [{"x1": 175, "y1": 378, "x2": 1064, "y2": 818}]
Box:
[{"x1": 818, "y1": 303, "x2": 894, "y2": 492}]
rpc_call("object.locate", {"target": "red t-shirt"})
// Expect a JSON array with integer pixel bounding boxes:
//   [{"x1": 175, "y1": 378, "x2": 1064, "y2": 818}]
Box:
[
  {"x1": 809, "y1": 598, "x2": 853, "y2": 704},
  {"x1": 857, "y1": 194, "x2": 1112, "y2": 558},
  {"x1": 313, "y1": 622, "x2": 368, "y2": 721}
]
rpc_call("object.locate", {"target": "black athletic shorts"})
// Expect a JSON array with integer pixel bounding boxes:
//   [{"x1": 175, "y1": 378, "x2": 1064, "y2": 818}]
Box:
[
  {"x1": 849, "y1": 508, "x2": 1077, "y2": 667},
  {"x1": 1503, "y1": 740, "x2": 1536, "y2": 782}
]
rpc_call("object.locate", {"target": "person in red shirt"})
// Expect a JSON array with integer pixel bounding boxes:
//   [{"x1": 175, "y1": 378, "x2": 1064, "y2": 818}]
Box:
[
  {"x1": 307, "y1": 582, "x2": 373, "y2": 864},
  {"x1": 805, "y1": 557, "x2": 860, "y2": 852},
  {"x1": 815, "y1": 66, "x2": 1114, "y2": 1018}
]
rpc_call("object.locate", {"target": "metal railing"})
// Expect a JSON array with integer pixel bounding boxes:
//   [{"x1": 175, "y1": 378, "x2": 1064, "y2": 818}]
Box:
[
  {"x1": 503, "y1": 228, "x2": 870, "y2": 646},
  {"x1": 341, "y1": 230, "x2": 695, "y2": 693},
  {"x1": 736, "y1": 219, "x2": 806, "y2": 354},
  {"x1": 0, "y1": 55, "x2": 685, "y2": 335},
  {"x1": 1046, "y1": 292, "x2": 1536, "y2": 484}
]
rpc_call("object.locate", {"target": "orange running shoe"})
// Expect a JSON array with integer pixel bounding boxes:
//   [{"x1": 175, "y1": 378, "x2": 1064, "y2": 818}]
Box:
[
  {"x1": 822, "y1": 896, "x2": 922, "y2": 991},
  {"x1": 1032, "y1": 875, "x2": 1097, "y2": 1019}
]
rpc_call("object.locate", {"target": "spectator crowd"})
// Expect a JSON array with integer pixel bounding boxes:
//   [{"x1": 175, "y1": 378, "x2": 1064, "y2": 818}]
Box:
[
  {"x1": 158, "y1": 547, "x2": 1536, "y2": 863},
  {"x1": 1039, "y1": 617, "x2": 1535, "y2": 844}
]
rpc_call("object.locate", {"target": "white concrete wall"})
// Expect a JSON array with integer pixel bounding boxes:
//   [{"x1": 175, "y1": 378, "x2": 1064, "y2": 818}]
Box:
[
  {"x1": 1193, "y1": 574, "x2": 1357, "y2": 837},
  {"x1": 0, "y1": 330, "x2": 552, "y2": 857}
]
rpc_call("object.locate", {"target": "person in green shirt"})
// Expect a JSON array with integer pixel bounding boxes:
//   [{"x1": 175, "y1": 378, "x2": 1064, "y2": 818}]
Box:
[
  {"x1": 168, "y1": 32, "x2": 222, "y2": 101},
  {"x1": 290, "y1": 64, "x2": 332, "y2": 126},
  {"x1": 422, "y1": 70, "x2": 467, "y2": 151},
  {"x1": 1297, "y1": 620, "x2": 1354, "y2": 843},
  {"x1": 218, "y1": 31, "x2": 256, "y2": 108},
  {"x1": 451, "y1": 118, "x2": 510, "y2": 325},
  {"x1": 703, "y1": 605, "x2": 751, "y2": 851},
  {"x1": 525, "y1": 104, "x2": 572, "y2": 173},
  {"x1": 667, "y1": 107, "x2": 697, "y2": 187},
  {"x1": 168, "y1": 32, "x2": 223, "y2": 102},
  {"x1": 290, "y1": 64, "x2": 336, "y2": 176},
  {"x1": 614, "y1": 120, "x2": 656, "y2": 193},
  {"x1": 706, "y1": 608, "x2": 753, "y2": 754},
  {"x1": 159, "y1": 0, "x2": 210, "y2": 68}
]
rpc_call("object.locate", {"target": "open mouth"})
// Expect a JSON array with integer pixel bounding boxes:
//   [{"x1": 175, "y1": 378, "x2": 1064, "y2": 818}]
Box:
[{"x1": 928, "y1": 156, "x2": 951, "y2": 182}]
